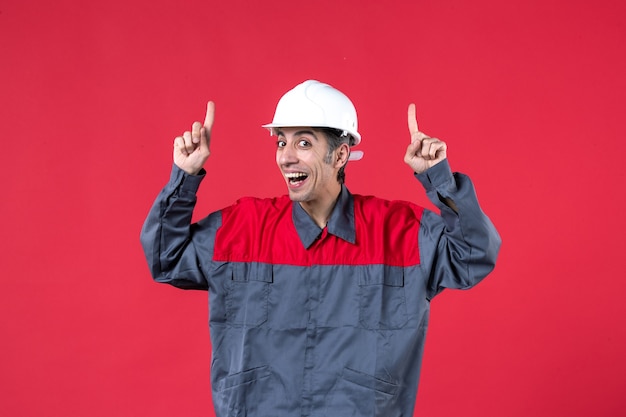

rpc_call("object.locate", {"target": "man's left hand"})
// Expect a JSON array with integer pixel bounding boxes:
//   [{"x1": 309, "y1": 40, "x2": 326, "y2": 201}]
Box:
[{"x1": 404, "y1": 103, "x2": 447, "y2": 174}]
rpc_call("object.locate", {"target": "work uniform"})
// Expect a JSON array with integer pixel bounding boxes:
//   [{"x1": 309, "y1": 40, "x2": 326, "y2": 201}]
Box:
[{"x1": 140, "y1": 159, "x2": 501, "y2": 417}]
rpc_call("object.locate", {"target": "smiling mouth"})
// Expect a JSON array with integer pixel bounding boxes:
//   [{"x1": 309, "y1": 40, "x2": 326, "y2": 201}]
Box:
[{"x1": 285, "y1": 172, "x2": 308, "y2": 185}]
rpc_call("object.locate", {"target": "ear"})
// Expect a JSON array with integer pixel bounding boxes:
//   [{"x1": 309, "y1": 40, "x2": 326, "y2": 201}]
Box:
[{"x1": 335, "y1": 143, "x2": 350, "y2": 168}]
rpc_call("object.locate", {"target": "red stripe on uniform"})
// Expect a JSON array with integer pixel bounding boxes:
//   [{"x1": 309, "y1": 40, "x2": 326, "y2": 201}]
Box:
[{"x1": 213, "y1": 195, "x2": 423, "y2": 267}]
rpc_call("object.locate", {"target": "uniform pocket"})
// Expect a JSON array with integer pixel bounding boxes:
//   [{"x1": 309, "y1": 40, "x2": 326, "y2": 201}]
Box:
[
  {"x1": 359, "y1": 265, "x2": 408, "y2": 330},
  {"x1": 324, "y1": 367, "x2": 398, "y2": 417},
  {"x1": 225, "y1": 263, "x2": 272, "y2": 326},
  {"x1": 216, "y1": 366, "x2": 272, "y2": 417}
]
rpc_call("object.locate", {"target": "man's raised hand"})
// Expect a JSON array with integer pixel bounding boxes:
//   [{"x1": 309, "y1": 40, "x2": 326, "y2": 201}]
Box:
[
  {"x1": 404, "y1": 103, "x2": 447, "y2": 174},
  {"x1": 173, "y1": 101, "x2": 215, "y2": 175}
]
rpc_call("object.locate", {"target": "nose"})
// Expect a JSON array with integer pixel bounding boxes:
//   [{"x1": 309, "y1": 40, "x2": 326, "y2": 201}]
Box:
[{"x1": 278, "y1": 143, "x2": 298, "y2": 166}]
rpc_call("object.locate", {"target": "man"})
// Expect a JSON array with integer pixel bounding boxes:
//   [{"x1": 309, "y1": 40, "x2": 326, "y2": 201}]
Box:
[{"x1": 140, "y1": 80, "x2": 501, "y2": 416}]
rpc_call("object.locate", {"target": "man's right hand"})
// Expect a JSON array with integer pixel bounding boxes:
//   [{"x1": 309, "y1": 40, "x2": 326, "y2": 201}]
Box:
[{"x1": 173, "y1": 101, "x2": 215, "y2": 175}]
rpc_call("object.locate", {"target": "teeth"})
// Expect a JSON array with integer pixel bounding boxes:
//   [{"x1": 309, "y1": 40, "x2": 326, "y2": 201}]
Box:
[
  {"x1": 285, "y1": 173, "x2": 307, "y2": 179},
  {"x1": 285, "y1": 172, "x2": 308, "y2": 184}
]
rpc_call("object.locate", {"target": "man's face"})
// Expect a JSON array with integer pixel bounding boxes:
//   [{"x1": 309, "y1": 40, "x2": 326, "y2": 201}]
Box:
[{"x1": 275, "y1": 127, "x2": 340, "y2": 204}]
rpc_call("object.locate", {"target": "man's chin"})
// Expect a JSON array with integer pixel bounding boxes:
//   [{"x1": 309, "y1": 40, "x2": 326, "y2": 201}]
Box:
[{"x1": 287, "y1": 189, "x2": 307, "y2": 202}]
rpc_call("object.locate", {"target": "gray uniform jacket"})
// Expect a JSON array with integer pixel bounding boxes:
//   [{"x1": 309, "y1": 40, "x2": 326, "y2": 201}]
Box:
[{"x1": 140, "y1": 159, "x2": 501, "y2": 416}]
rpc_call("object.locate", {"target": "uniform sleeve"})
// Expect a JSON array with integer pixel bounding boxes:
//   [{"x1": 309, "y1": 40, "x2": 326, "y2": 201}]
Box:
[
  {"x1": 139, "y1": 164, "x2": 221, "y2": 291},
  {"x1": 415, "y1": 159, "x2": 502, "y2": 299}
]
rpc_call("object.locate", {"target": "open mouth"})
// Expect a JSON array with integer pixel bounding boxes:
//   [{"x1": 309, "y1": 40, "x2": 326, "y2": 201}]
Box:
[{"x1": 285, "y1": 172, "x2": 308, "y2": 185}]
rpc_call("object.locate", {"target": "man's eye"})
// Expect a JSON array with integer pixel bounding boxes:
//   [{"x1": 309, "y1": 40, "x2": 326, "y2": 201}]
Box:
[
  {"x1": 298, "y1": 140, "x2": 311, "y2": 147},
  {"x1": 277, "y1": 140, "x2": 286, "y2": 148}
]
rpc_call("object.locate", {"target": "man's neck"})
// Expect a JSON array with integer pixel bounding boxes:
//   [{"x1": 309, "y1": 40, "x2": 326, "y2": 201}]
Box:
[{"x1": 299, "y1": 187, "x2": 342, "y2": 228}]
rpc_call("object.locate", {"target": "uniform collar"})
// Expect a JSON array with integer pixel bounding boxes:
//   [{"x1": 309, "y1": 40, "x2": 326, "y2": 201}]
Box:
[{"x1": 292, "y1": 185, "x2": 356, "y2": 249}]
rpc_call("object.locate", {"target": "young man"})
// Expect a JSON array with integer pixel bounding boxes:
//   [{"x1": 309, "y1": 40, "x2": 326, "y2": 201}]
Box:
[{"x1": 140, "y1": 80, "x2": 501, "y2": 416}]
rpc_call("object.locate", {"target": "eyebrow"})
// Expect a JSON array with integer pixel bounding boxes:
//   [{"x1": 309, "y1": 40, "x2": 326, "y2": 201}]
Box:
[{"x1": 275, "y1": 129, "x2": 320, "y2": 141}]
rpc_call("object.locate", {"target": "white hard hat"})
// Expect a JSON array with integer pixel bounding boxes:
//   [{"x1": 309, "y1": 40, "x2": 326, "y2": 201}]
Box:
[{"x1": 263, "y1": 80, "x2": 363, "y2": 160}]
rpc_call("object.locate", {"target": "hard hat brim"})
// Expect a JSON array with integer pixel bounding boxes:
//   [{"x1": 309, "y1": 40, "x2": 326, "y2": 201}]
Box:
[{"x1": 261, "y1": 123, "x2": 361, "y2": 145}]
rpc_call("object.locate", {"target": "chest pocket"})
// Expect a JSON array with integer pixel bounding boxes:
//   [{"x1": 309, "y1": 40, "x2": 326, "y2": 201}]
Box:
[
  {"x1": 359, "y1": 266, "x2": 408, "y2": 330},
  {"x1": 225, "y1": 263, "x2": 273, "y2": 327}
]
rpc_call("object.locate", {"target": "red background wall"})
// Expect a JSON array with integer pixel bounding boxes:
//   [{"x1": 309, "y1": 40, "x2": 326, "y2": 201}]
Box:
[{"x1": 2, "y1": 0, "x2": 625, "y2": 416}]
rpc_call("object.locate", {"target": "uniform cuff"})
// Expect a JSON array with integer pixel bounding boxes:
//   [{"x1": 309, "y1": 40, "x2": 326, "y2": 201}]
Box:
[
  {"x1": 170, "y1": 164, "x2": 206, "y2": 193},
  {"x1": 414, "y1": 159, "x2": 453, "y2": 191}
]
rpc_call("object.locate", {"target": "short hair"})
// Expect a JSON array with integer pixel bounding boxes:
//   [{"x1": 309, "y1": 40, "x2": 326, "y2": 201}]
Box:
[{"x1": 318, "y1": 128, "x2": 354, "y2": 184}]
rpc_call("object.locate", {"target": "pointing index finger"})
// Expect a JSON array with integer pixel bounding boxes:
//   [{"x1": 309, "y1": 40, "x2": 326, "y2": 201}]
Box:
[
  {"x1": 408, "y1": 103, "x2": 419, "y2": 137},
  {"x1": 204, "y1": 101, "x2": 215, "y2": 132}
]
